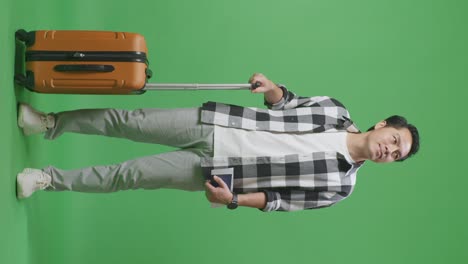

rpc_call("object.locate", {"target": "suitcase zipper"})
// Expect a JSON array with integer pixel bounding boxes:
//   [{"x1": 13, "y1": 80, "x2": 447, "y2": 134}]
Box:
[{"x1": 26, "y1": 51, "x2": 148, "y2": 63}]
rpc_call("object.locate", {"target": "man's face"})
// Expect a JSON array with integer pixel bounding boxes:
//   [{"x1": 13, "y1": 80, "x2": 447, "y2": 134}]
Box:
[{"x1": 366, "y1": 122, "x2": 413, "y2": 163}]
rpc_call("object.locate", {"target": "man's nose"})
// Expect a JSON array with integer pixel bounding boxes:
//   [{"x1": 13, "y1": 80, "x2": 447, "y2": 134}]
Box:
[{"x1": 386, "y1": 144, "x2": 398, "y2": 153}]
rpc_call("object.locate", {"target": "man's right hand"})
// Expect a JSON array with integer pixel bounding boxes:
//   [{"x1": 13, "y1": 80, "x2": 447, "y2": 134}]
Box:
[
  {"x1": 248, "y1": 73, "x2": 277, "y2": 94},
  {"x1": 248, "y1": 73, "x2": 284, "y2": 105}
]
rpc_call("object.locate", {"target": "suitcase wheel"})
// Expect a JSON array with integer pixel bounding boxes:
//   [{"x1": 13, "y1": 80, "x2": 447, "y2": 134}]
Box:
[
  {"x1": 15, "y1": 29, "x2": 35, "y2": 46},
  {"x1": 14, "y1": 72, "x2": 34, "y2": 91},
  {"x1": 14, "y1": 74, "x2": 27, "y2": 86}
]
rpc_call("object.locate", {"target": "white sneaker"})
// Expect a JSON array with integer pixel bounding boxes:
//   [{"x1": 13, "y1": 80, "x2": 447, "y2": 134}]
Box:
[
  {"x1": 17, "y1": 103, "x2": 55, "y2": 136},
  {"x1": 17, "y1": 168, "x2": 54, "y2": 199}
]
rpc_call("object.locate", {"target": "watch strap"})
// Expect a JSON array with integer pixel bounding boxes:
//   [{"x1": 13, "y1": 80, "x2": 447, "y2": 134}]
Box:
[{"x1": 227, "y1": 193, "x2": 238, "y2": 210}]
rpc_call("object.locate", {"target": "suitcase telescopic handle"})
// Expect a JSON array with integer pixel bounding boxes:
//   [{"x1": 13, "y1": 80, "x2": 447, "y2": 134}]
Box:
[
  {"x1": 54, "y1": 64, "x2": 115, "y2": 73},
  {"x1": 144, "y1": 81, "x2": 262, "y2": 90}
]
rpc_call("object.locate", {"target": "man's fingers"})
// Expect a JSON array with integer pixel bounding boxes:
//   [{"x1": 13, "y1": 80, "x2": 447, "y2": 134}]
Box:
[
  {"x1": 204, "y1": 180, "x2": 216, "y2": 192},
  {"x1": 213, "y1": 176, "x2": 229, "y2": 189},
  {"x1": 249, "y1": 73, "x2": 264, "y2": 83},
  {"x1": 253, "y1": 73, "x2": 264, "y2": 79},
  {"x1": 251, "y1": 87, "x2": 267, "y2": 93}
]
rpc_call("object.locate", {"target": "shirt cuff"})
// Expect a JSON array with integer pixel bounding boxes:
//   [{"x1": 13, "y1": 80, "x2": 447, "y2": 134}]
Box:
[
  {"x1": 260, "y1": 190, "x2": 281, "y2": 212},
  {"x1": 264, "y1": 84, "x2": 288, "y2": 110}
]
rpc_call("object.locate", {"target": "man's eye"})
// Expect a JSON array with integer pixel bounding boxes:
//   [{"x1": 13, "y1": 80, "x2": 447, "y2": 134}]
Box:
[{"x1": 393, "y1": 136, "x2": 397, "y2": 143}]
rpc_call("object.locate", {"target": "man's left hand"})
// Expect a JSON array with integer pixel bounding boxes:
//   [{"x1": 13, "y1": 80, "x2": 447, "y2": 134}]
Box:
[{"x1": 204, "y1": 176, "x2": 233, "y2": 204}]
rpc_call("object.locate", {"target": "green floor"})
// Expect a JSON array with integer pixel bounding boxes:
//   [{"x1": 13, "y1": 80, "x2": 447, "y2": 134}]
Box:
[{"x1": 2, "y1": 1, "x2": 467, "y2": 264}]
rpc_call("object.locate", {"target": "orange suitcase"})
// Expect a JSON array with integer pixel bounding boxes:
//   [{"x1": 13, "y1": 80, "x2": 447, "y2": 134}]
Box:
[
  {"x1": 15, "y1": 29, "x2": 152, "y2": 95},
  {"x1": 15, "y1": 29, "x2": 259, "y2": 94}
]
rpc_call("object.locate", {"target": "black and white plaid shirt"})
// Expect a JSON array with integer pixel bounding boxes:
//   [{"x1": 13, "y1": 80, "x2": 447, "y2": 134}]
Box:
[{"x1": 200, "y1": 85, "x2": 363, "y2": 212}]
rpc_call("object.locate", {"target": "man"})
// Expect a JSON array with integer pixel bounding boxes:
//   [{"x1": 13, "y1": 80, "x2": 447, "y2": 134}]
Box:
[{"x1": 16, "y1": 73, "x2": 420, "y2": 212}]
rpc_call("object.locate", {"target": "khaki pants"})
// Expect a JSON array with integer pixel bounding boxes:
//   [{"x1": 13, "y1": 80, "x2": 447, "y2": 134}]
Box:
[{"x1": 42, "y1": 108, "x2": 214, "y2": 193}]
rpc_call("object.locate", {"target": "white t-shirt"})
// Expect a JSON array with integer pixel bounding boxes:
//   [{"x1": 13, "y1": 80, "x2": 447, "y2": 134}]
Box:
[{"x1": 214, "y1": 126, "x2": 355, "y2": 164}]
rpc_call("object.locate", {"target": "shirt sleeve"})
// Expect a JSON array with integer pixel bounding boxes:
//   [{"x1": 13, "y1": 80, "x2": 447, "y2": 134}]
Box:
[
  {"x1": 264, "y1": 85, "x2": 346, "y2": 111},
  {"x1": 260, "y1": 190, "x2": 347, "y2": 212},
  {"x1": 263, "y1": 85, "x2": 294, "y2": 110}
]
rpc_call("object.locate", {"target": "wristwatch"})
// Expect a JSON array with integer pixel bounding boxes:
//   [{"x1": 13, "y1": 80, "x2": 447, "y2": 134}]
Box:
[{"x1": 227, "y1": 193, "x2": 238, "y2": 210}]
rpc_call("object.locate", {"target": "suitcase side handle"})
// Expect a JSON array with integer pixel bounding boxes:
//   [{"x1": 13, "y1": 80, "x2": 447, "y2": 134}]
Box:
[{"x1": 54, "y1": 64, "x2": 115, "y2": 73}]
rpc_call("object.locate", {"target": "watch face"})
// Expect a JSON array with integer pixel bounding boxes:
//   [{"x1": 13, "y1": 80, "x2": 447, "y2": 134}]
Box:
[{"x1": 227, "y1": 202, "x2": 238, "y2": 209}]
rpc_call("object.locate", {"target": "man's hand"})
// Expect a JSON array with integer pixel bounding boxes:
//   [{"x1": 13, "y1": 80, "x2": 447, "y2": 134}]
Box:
[
  {"x1": 204, "y1": 176, "x2": 233, "y2": 205},
  {"x1": 205, "y1": 177, "x2": 268, "y2": 210},
  {"x1": 248, "y1": 73, "x2": 277, "y2": 94},
  {"x1": 248, "y1": 73, "x2": 283, "y2": 104}
]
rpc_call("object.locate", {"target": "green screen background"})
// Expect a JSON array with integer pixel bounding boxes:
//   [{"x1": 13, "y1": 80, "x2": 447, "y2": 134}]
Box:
[{"x1": 1, "y1": 0, "x2": 466, "y2": 263}]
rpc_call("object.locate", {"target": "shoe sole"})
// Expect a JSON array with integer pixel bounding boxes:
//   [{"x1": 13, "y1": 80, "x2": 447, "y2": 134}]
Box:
[
  {"x1": 16, "y1": 170, "x2": 27, "y2": 199},
  {"x1": 17, "y1": 104, "x2": 25, "y2": 129},
  {"x1": 17, "y1": 104, "x2": 40, "y2": 136}
]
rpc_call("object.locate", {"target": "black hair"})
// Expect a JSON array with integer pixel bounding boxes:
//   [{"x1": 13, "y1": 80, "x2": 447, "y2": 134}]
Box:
[{"x1": 367, "y1": 115, "x2": 420, "y2": 162}]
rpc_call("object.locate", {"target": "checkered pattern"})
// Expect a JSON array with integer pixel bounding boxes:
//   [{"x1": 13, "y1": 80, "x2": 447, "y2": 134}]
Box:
[{"x1": 200, "y1": 86, "x2": 363, "y2": 212}]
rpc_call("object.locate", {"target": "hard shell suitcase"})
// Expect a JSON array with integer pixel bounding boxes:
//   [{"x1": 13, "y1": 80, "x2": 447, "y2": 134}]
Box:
[
  {"x1": 15, "y1": 29, "x2": 151, "y2": 95},
  {"x1": 15, "y1": 29, "x2": 259, "y2": 94}
]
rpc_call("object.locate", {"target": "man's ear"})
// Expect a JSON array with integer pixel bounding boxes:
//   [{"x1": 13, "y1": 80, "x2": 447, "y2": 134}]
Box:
[{"x1": 374, "y1": 120, "x2": 387, "y2": 130}]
